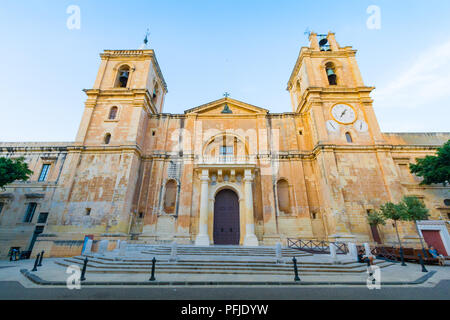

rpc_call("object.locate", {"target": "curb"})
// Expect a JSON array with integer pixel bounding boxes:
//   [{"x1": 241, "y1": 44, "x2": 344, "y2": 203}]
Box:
[{"x1": 20, "y1": 269, "x2": 437, "y2": 287}]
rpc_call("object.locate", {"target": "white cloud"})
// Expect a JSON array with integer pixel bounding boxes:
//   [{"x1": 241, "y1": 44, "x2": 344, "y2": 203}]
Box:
[{"x1": 373, "y1": 40, "x2": 450, "y2": 109}]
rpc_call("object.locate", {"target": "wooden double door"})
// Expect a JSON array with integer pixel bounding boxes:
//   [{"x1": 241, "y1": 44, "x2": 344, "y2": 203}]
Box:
[
  {"x1": 422, "y1": 230, "x2": 448, "y2": 256},
  {"x1": 213, "y1": 189, "x2": 240, "y2": 245}
]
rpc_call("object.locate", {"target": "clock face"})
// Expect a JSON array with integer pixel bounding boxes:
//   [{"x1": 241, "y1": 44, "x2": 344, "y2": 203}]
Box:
[
  {"x1": 331, "y1": 104, "x2": 356, "y2": 124},
  {"x1": 354, "y1": 120, "x2": 368, "y2": 132},
  {"x1": 326, "y1": 120, "x2": 340, "y2": 133}
]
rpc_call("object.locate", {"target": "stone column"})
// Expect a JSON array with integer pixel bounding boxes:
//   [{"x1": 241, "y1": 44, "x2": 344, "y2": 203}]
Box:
[
  {"x1": 119, "y1": 241, "x2": 127, "y2": 256},
  {"x1": 364, "y1": 243, "x2": 371, "y2": 257},
  {"x1": 83, "y1": 239, "x2": 93, "y2": 255},
  {"x1": 243, "y1": 169, "x2": 259, "y2": 246},
  {"x1": 275, "y1": 242, "x2": 283, "y2": 263},
  {"x1": 170, "y1": 241, "x2": 179, "y2": 262},
  {"x1": 347, "y1": 242, "x2": 358, "y2": 261},
  {"x1": 97, "y1": 240, "x2": 109, "y2": 256},
  {"x1": 329, "y1": 243, "x2": 337, "y2": 263},
  {"x1": 195, "y1": 169, "x2": 210, "y2": 246}
]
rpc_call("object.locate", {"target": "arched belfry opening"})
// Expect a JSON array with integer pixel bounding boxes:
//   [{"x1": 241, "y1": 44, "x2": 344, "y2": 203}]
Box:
[
  {"x1": 152, "y1": 82, "x2": 159, "y2": 105},
  {"x1": 325, "y1": 62, "x2": 337, "y2": 85},
  {"x1": 115, "y1": 65, "x2": 130, "y2": 88},
  {"x1": 213, "y1": 189, "x2": 240, "y2": 245}
]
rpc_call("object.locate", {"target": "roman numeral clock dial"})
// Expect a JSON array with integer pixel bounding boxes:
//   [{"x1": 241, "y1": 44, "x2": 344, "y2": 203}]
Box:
[
  {"x1": 354, "y1": 119, "x2": 368, "y2": 132},
  {"x1": 326, "y1": 120, "x2": 340, "y2": 132},
  {"x1": 331, "y1": 103, "x2": 356, "y2": 124}
]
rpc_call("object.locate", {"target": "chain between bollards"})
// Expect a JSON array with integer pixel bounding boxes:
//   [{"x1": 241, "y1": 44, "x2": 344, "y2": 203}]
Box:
[
  {"x1": 37, "y1": 251, "x2": 44, "y2": 267},
  {"x1": 418, "y1": 253, "x2": 428, "y2": 273},
  {"x1": 80, "y1": 256, "x2": 88, "y2": 281},
  {"x1": 399, "y1": 247, "x2": 407, "y2": 266},
  {"x1": 292, "y1": 257, "x2": 300, "y2": 282},
  {"x1": 149, "y1": 257, "x2": 156, "y2": 281},
  {"x1": 31, "y1": 253, "x2": 41, "y2": 272}
]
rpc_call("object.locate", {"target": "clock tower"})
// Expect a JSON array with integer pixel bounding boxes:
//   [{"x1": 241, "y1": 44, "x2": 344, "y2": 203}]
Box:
[
  {"x1": 287, "y1": 32, "x2": 385, "y2": 146},
  {"x1": 287, "y1": 32, "x2": 388, "y2": 241}
]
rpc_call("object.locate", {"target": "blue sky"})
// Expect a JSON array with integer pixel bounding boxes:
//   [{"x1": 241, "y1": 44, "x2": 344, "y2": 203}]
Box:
[{"x1": 0, "y1": 0, "x2": 449, "y2": 141}]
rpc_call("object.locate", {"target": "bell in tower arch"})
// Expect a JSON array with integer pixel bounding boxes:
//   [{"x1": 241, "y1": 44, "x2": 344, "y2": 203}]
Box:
[
  {"x1": 119, "y1": 70, "x2": 129, "y2": 88},
  {"x1": 326, "y1": 67, "x2": 337, "y2": 86}
]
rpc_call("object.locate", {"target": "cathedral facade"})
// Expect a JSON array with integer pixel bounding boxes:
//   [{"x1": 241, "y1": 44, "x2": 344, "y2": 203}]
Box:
[{"x1": 1, "y1": 33, "x2": 449, "y2": 258}]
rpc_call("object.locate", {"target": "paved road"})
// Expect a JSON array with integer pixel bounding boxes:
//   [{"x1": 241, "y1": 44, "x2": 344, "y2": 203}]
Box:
[{"x1": 0, "y1": 280, "x2": 448, "y2": 300}]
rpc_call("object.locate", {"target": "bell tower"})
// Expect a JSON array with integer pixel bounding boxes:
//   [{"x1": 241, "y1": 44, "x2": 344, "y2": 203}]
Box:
[
  {"x1": 287, "y1": 32, "x2": 385, "y2": 146},
  {"x1": 286, "y1": 32, "x2": 388, "y2": 242},
  {"x1": 50, "y1": 46, "x2": 169, "y2": 238},
  {"x1": 75, "y1": 48, "x2": 168, "y2": 147}
]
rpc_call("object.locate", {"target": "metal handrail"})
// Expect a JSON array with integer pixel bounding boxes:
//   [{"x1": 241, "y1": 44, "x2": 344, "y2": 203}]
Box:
[{"x1": 287, "y1": 238, "x2": 348, "y2": 254}]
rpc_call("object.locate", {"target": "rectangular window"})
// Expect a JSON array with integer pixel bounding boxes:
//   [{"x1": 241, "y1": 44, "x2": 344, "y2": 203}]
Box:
[
  {"x1": 37, "y1": 212, "x2": 48, "y2": 224},
  {"x1": 23, "y1": 203, "x2": 37, "y2": 223},
  {"x1": 38, "y1": 164, "x2": 51, "y2": 182},
  {"x1": 220, "y1": 146, "x2": 233, "y2": 155},
  {"x1": 0, "y1": 202, "x2": 4, "y2": 215}
]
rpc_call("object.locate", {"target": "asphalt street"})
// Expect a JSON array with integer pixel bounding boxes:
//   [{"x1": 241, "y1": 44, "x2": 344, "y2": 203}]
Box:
[{"x1": 0, "y1": 280, "x2": 448, "y2": 300}]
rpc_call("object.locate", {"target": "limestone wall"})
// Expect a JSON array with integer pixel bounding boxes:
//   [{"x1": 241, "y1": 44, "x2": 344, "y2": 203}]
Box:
[{"x1": 0, "y1": 118, "x2": 449, "y2": 257}]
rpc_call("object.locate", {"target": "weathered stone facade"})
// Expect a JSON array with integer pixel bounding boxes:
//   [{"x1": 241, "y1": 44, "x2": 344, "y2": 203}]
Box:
[{"x1": 1, "y1": 33, "x2": 449, "y2": 258}]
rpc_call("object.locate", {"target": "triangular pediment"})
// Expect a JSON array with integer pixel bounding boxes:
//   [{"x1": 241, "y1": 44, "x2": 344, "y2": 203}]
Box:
[{"x1": 184, "y1": 98, "x2": 268, "y2": 115}]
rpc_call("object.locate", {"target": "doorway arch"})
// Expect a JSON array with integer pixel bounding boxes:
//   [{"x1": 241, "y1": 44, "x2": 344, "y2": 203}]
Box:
[{"x1": 213, "y1": 189, "x2": 240, "y2": 245}]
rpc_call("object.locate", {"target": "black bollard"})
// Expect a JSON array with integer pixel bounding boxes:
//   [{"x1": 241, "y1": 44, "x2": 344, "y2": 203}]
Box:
[
  {"x1": 37, "y1": 251, "x2": 44, "y2": 267},
  {"x1": 422, "y1": 248, "x2": 428, "y2": 260},
  {"x1": 292, "y1": 257, "x2": 300, "y2": 282},
  {"x1": 80, "y1": 257, "x2": 88, "y2": 281},
  {"x1": 399, "y1": 247, "x2": 407, "y2": 266},
  {"x1": 31, "y1": 253, "x2": 41, "y2": 272},
  {"x1": 418, "y1": 254, "x2": 428, "y2": 273},
  {"x1": 149, "y1": 257, "x2": 156, "y2": 281}
]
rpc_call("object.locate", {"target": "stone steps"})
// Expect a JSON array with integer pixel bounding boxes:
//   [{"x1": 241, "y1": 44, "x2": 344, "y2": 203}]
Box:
[
  {"x1": 63, "y1": 244, "x2": 396, "y2": 276},
  {"x1": 55, "y1": 255, "x2": 394, "y2": 275},
  {"x1": 134, "y1": 245, "x2": 311, "y2": 257},
  {"x1": 67, "y1": 255, "x2": 372, "y2": 267}
]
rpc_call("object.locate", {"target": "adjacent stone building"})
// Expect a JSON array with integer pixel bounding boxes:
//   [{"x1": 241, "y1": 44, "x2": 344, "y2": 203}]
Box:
[{"x1": 1, "y1": 33, "x2": 449, "y2": 258}]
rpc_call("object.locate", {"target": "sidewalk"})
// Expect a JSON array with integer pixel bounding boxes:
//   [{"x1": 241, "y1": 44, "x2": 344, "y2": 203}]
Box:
[{"x1": 1, "y1": 257, "x2": 448, "y2": 288}]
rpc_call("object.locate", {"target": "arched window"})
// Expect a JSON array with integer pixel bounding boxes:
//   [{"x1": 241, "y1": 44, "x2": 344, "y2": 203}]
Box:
[
  {"x1": 277, "y1": 179, "x2": 291, "y2": 214},
  {"x1": 115, "y1": 65, "x2": 130, "y2": 88},
  {"x1": 104, "y1": 133, "x2": 111, "y2": 145},
  {"x1": 108, "y1": 106, "x2": 118, "y2": 120},
  {"x1": 325, "y1": 62, "x2": 337, "y2": 85},
  {"x1": 152, "y1": 82, "x2": 159, "y2": 105},
  {"x1": 345, "y1": 132, "x2": 353, "y2": 143},
  {"x1": 163, "y1": 180, "x2": 177, "y2": 214}
]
